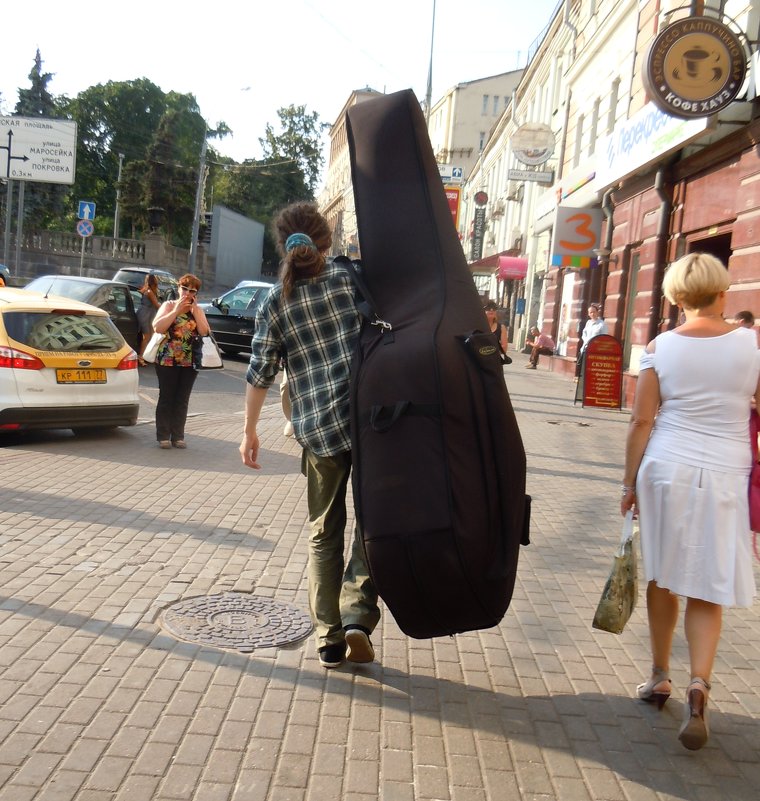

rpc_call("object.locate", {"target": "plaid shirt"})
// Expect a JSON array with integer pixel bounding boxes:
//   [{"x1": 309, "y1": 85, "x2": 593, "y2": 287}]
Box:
[{"x1": 246, "y1": 260, "x2": 359, "y2": 456}]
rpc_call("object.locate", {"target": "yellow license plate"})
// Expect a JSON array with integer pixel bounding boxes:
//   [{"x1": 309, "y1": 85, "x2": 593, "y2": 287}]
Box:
[{"x1": 56, "y1": 368, "x2": 107, "y2": 384}]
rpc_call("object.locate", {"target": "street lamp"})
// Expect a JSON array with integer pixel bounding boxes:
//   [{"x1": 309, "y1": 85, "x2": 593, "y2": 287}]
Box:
[
  {"x1": 112, "y1": 153, "x2": 125, "y2": 257},
  {"x1": 424, "y1": 0, "x2": 437, "y2": 123},
  {"x1": 188, "y1": 136, "x2": 208, "y2": 275}
]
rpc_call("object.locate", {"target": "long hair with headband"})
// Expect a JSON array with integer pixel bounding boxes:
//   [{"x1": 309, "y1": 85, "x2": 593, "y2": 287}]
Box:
[{"x1": 272, "y1": 202, "x2": 332, "y2": 299}]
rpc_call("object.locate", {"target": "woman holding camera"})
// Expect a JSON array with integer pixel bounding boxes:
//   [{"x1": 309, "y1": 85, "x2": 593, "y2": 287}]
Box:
[{"x1": 152, "y1": 272, "x2": 210, "y2": 449}]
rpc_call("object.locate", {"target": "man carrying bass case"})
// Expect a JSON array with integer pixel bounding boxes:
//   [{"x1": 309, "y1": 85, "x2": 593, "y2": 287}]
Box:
[{"x1": 239, "y1": 202, "x2": 380, "y2": 669}]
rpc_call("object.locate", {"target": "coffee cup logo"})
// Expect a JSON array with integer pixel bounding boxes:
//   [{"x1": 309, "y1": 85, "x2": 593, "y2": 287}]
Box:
[
  {"x1": 665, "y1": 35, "x2": 730, "y2": 99},
  {"x1": 675, "y1": 46, "x2": 722, "y2": 85},
  {"x1": 643, "y1": 18, "x2": 747, "y2": 119}
]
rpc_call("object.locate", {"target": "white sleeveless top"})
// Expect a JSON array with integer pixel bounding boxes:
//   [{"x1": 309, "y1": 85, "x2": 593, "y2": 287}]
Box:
[{"x1": 640, "y1": 326, "x2": 760, "y2": 474}]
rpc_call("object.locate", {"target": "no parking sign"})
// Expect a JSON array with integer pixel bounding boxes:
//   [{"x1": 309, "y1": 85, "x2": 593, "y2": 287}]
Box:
[{"x1": 76, "y1": 219, "x2": 94, "y2": 237}]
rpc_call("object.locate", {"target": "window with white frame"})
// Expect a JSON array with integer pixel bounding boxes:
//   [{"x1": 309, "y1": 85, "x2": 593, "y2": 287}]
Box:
[
  {"x1": 589, "y1": 98, "x2": 600, "y2": 156},
  {"x1": 482, "y1": 95, "x2": 489, "y2": 115},
  {"x1": 608, "y1": 78, "x2": 620, "y2": 134},
  {"x1": 574, "y1": 113, "x2": 584, "y2": 167}
]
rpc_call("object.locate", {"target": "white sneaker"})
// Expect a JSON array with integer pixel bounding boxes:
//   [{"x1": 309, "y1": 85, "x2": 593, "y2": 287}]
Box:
[{"x1": 283, "y1": 421, "x2": 294, "y2": 438}]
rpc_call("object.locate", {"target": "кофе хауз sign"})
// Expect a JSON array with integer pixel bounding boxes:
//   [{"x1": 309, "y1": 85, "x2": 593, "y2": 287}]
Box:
[{"x1": 642, "y1": 17, "x2": 748, "y2": 119}]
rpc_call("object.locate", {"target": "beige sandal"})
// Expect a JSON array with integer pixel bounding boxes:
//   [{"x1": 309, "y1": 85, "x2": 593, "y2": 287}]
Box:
[
  {"x1": 678, "y1": 677, "x2": 711, "y2": 750},
  {"x1": 636, "y1": 666, "x2": 672, "y2": 709}
]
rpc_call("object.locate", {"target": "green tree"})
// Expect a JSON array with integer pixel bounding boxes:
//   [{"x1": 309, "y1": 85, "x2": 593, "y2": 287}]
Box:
[
  {"x1": 13, "y1": 50, "x2": 70, "y2": 233},
  {"x1": 63, "y1": 79, "x2": 229, "y2": 243},
  {"x1": 260, "y1": 105, "x2": 327, "y2": 197},
  {"x1": 62, "y1": 78, "x2": 172, "y2": 235},
  {"x1": 212, "y1": 104, "x2": 327, "y2": 269}
]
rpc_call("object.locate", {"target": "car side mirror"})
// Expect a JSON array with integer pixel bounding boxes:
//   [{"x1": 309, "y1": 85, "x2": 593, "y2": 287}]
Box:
[{"x1": 212, "y1": 298, "x2": 230, "y2": 316}]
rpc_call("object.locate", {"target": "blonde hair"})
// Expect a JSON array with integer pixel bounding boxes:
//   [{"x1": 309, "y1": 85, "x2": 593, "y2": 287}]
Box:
[{"x1": 662, "y1": 252, "x2": 729, "y2": 309}]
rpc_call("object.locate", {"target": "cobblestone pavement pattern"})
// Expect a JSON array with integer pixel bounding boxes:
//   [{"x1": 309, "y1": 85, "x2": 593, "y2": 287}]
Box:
[{"x1": 0, "y1": 353, "x2": 758, "y2": 801}]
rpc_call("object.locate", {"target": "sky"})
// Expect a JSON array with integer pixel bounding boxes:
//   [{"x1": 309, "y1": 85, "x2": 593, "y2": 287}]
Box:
[{"x1": 1, "y1": 0, "x2": 561, "y2": 178}]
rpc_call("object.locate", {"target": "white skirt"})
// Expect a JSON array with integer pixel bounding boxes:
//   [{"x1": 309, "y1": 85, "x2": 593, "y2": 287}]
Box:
[{"x1": 636, "y1": 456, "x2": 757, "y2": 607}]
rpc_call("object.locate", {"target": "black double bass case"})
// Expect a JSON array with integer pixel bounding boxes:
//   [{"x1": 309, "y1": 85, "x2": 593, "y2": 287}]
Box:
[{"x1": 345, "y1": 89, "x2": 530, "y2": 639}]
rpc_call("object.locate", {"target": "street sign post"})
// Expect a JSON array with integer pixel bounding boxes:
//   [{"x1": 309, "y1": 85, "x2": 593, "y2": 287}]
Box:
[
  {"x1": 437, "y1": 164, "x2": 463, "y2": 184},
  {"x1": 76, "y1": 219, "x2": 94, "y2": 276},
  {"x1": 76, "y1": 219, "x2": 94, "y2": 237},
  {"x1": 78, "y1": 201, "x2": 96, "y2": 220},
  {"x1": 0, "y1": 116, "x2": 77, "y2": 185}
]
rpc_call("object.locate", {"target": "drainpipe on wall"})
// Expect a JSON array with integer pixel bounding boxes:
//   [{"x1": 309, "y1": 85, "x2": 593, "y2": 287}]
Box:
[
  {"x1": 555, "y1": 0, "x2": 579, "y2": 181},
  {"x1": 650, "y1": 168, "x2": 672, "y2": 342},
  {"x1": 600, "y1": 188, "x2": 614, "y2": 307},
  {"x1": 563, "y1": 0, "x2": 578, "y2": 59}
]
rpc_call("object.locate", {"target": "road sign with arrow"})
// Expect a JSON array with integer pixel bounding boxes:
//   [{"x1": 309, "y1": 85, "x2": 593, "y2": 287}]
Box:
[{"x1": 0, "y1": 116, "x2": 77, "y2": 185}]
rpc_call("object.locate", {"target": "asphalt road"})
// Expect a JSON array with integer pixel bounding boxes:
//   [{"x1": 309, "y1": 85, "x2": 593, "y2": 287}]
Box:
[
  {"x1": 136, "y1": 352, "x2": 259, "y2": 422},
  {"x1": 0, "y1": 352, "x2": 282, "y2": 449}
]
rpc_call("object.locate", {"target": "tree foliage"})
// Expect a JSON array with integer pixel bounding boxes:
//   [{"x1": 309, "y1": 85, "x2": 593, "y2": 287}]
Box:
[
  {"x1": 61, "y1": 79, "x2": 223, "y2": 244},
  {"x1": 5, "y1": 55, "x2": 325, "y2": 259},
  {"x1": 12, "y1": 50, "x2": 69, "y2": 233},
  {"x1": 260, "y1": 105, "x2": 327, "y2": 197},
  {"x1": 212, "y1": 104, "x2": 328, "y2": 269}
]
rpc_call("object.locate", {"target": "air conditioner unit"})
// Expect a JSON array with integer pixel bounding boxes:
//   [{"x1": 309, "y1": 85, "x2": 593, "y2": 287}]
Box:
[{"x1": 506, "y1": 181, "x2": 524, "y2": 202}]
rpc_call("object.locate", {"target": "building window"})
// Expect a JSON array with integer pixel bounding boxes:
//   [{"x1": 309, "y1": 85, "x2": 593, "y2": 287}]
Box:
[
  {"x1": 574, "y1": 114, "x2": 584, "y2": 167},
  {"x1": 479, "y1": 131, "x2": 486, "y2": 151},
  {"x1": 482, "y1": 95, "x2": 489, "y2": 115},
  {"x1": 589, "y1": 98, "x2": 600, "y2": 156},
  {"x1": 608, "y1": 78, "x2": 620, "y2": 134},
  {"x1": 493, "y1": 95, "x2": 499, "y2": 115}
]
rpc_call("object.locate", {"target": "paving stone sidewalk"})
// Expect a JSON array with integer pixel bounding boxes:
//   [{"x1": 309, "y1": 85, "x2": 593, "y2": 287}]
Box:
[{"x1": 0, "y1": 353, "x2": 758, "y2": 801}]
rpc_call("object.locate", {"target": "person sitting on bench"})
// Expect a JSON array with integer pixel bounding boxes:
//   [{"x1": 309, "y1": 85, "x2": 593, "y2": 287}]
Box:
[{"x1": 525, "y1": 326, "x2": 555, "y2": 369}]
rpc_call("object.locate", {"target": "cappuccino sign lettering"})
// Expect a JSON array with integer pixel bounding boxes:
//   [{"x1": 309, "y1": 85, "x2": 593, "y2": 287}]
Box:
[{"x1": 642, "y1": 17, "x2": 747, "y2": 119}]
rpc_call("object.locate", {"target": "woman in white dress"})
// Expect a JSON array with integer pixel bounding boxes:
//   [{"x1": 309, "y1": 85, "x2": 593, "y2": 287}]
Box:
[{"x1": 621, "y1": 252, "x2": 759, "y2": 751}]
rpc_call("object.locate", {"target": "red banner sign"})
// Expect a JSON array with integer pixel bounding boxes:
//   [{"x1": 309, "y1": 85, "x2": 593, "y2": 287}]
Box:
[
  {"x1": 445, "y1": 186, "x2": 461, "y2": 229},
  {"x1": 581, "y1": 335, "x2": 623, "y2": 409}
]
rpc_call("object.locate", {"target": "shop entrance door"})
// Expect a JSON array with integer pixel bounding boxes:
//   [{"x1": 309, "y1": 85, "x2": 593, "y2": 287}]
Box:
[{"x1": 623, "y1": 251, "x2": 640, "y2": 371}]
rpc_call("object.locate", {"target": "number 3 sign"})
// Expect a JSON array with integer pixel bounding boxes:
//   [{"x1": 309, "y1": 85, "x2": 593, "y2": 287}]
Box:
[{"x1": 551, "y1": 206, "x2": 603, "y2": 268}]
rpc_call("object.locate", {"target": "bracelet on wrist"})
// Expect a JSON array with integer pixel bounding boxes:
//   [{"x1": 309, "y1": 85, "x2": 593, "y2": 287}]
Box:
[{"x1": 621, "y1": 485, "x2": 636, "y2": 494}]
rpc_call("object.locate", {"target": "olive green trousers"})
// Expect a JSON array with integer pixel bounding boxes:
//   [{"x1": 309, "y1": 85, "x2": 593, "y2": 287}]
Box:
[{"x1": 302, "y1": 449, "x2": 380, "y2": 648}]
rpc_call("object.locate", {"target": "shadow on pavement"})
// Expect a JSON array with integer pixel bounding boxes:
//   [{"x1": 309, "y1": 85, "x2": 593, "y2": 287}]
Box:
[
  {"x1": 2, "y1": 594, "x2": 756, "y2": 801},
  {"x1": 1, "y1": 487, "x2": 277, "y2": 550}
]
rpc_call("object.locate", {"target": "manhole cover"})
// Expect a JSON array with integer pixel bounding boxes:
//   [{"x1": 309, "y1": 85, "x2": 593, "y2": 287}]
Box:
[{"x1": 160, "y1": 593, "x2": 312, "y2": 653}]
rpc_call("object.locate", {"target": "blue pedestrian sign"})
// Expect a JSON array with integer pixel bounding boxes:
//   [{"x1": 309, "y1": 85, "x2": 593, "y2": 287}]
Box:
[
  {"x1": 76, "y1": 219, "x2": 94, "y2": 237},
  {"x1": 78, "y1": 201, "x2": 96, "y2": 220}
]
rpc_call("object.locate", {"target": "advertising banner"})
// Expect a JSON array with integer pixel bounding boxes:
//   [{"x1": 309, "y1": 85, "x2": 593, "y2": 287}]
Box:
[
  {"x1": 472, "y1": 207, "x2": 486, "y2": 261},
  {"x1": 579, "y1": 335, "x2": 623, "y2": 409},
  {"x1": 551, "y1": 206, "x2": 603, "y2": 269},
  {"x1": 445, "y1": 186, "x2": 461, "y2": 229}
]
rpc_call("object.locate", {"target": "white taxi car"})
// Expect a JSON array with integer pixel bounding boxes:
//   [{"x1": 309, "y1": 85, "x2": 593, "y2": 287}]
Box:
[{"x1": 0, "y1": 287, "x2": 139, "y2": 432}]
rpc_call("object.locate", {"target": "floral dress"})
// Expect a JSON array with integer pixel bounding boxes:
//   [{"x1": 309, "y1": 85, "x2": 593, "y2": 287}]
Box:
[{"x1": 156, "y1": 313, "x2": 198, "y2": 368}]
